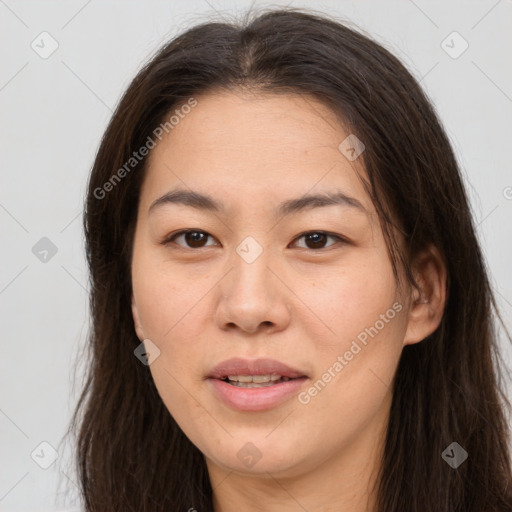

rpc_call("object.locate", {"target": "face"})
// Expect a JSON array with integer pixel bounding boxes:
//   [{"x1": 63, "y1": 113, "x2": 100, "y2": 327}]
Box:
[{"x1": 130, "y1": 90, "x2": 415, "y2": 481}]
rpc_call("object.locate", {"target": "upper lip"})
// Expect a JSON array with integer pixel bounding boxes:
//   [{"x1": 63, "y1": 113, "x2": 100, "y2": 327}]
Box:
[{"x1": 207, "y1": 357, "x2": 308, "y2": 379}]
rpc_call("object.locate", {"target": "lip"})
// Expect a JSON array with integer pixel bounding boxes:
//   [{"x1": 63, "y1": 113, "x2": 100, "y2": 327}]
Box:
[
  {"x1": 206, "y1": 357, "x2": 309, "y2": 412},
  {"x1": 207, "y1": 357, "x2": 307, "y2": 380}
]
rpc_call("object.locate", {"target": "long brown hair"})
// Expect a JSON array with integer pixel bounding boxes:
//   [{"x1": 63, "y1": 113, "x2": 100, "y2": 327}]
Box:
[{"x1": 67, "y1": 7, "x2": 512, "y2": 511}]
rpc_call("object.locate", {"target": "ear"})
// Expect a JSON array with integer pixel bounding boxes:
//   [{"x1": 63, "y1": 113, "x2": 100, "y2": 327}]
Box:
[
  {"x1": 403, "y1": 244, "x2": 447, "y2": 346},
  {"x1": 131, "y1": 294, "x2": 146, "y2": 341}
]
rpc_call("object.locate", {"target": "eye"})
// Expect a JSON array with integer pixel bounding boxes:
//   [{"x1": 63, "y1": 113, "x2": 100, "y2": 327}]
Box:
[
  {"x1": 163, "y1": 229, "x2": 219, "y2": 249},
  {"x1": 290, "y1": 231, "x2": 347, "y2": 250},
  {"x1": 162, "y1": 229, "x2": 347, "y2": 251}
]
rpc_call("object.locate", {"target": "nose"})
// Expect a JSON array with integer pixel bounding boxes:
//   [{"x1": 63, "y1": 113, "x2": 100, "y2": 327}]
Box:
[{"x1": 214, "y1": 247, "x2": 291, "y2": 335}]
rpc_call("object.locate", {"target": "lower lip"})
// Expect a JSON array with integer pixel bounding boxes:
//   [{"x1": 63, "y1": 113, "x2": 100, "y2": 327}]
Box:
[{"x1": 208, "y1": 378, "x2": 308, "y2": 412}]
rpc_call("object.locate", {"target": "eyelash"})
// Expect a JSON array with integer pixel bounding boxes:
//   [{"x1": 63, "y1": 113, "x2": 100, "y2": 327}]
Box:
[{"x1": 161, "y1": 229, "x2": 348, "y2": 251}]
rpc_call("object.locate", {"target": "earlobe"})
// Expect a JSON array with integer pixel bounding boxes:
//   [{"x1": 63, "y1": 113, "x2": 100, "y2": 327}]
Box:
[
  {"x1": 403, "y1": 244, "x2": 447, "y2": 346},
  {"x1": 131, "y1": 295, "x2": 145, "y2": 341}
]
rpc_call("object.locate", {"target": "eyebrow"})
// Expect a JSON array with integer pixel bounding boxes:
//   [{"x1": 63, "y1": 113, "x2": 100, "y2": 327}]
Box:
[{"x1": 148, "y1": 188, "x2": 367, "y2": 217}]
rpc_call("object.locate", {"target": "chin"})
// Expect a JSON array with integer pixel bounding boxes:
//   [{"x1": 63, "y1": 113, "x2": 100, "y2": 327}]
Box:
[{"x1": 205, "y1": 438, "x2": 309, "y2": 477}]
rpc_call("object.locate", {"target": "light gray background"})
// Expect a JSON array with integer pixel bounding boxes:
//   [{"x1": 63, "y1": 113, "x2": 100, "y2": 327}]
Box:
[{"x1": 1, "y1": 1, "x2": 511, "y2": 510}]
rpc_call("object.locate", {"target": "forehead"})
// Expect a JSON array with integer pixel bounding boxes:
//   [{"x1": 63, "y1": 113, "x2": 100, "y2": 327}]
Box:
[{"x1": 140, "y1": 90, "x2": 374, "y2": 217}]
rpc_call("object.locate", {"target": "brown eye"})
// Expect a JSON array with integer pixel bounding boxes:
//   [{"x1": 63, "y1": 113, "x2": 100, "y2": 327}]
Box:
[
  {"x1": 166, "y1": 230, "x2": 218, "y2": 249},
  {"x1": 292, "y1": 231, "x2": 345, "y2": 250},
  {"x1": 164, "y1": 230, "x2": 345, "y2": 251}
]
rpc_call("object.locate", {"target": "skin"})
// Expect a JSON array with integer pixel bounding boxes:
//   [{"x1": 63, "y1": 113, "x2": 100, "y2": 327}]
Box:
[{"x1": 130, "y1": 90, "x2": 446, "y2": 512}]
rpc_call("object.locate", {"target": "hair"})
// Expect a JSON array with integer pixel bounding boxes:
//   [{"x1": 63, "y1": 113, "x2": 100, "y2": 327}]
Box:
[{"x1": 67, "y1": 6, "x2": 512, "y2": 512}]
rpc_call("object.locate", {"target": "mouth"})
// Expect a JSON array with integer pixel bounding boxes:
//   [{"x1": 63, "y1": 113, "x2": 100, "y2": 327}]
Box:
[{"x1": 206, "y1": 357, "x2": 309, "y2": 411}]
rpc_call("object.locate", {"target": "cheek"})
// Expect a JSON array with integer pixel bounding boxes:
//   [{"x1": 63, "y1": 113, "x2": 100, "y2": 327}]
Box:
[
  {"x1": 295, "y1": 251, "x2": 405, "y2": 416},
  {"x1": 295, "y1": 303, "x2": 405, "y2": 457},
  {"x1": 133, "y1": 276, "x2": 213, "y2": 396},
  {"x1": 131, "y1": 251, "x2": 211, "y2": 342},
  {"x1": 131, "y1": 252, "x2": 214, "y2": 393},
  {"x1": 299, "y1": 251, "x2": 400, "y2": 346},
  {"x1": 132, "y1": 263, "x2": 211, "y2": 430}
]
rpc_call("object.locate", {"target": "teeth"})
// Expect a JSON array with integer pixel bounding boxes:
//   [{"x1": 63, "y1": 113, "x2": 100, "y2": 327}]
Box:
[
  {"x1": 223, "y1": 375, "x2": 296, "y2": 387},
  {"x1": 230, "y1": 381, "x2": 277, "y2": 388},
  {"x1": 227, "y1": 374, "x2": 283, "y2": 383},
  {"x1": 253, "y1": 375, "x2": 271, "y2": 383}
]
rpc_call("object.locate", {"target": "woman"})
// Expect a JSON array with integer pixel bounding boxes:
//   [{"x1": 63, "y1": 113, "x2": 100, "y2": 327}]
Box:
[{"x1": 69, "y1": 7, "x2": 512, "y2": 511}]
